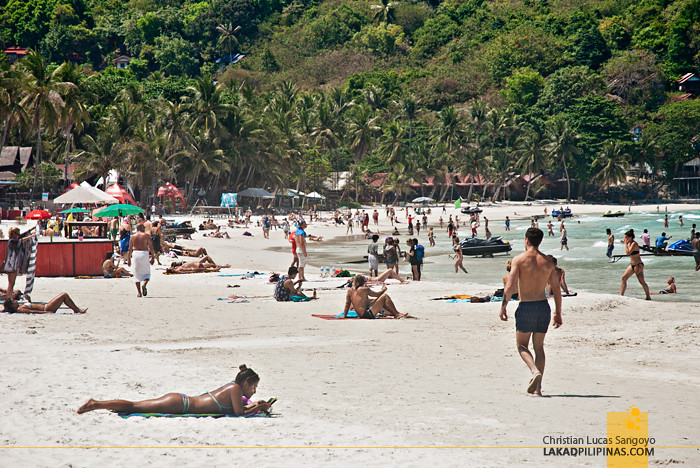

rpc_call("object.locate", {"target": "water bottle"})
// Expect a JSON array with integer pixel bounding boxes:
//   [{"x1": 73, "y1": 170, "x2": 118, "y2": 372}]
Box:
[
  {"x1": 330, "y1": 265, "x2": 336, "y2": 277},
  {"x1": 321, "y1": 266, "x2": 328, "y2": 277}
]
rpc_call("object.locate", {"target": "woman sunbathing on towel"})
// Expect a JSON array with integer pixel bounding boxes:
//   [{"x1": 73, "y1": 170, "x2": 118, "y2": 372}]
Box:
[
  {"x1": 166, "y1": 257, "x2": 230, "y2": 273},
  {"x1": 77, "y1": 364, "x2": 271, "y2": 416},
  {"x1": 162, "y1": 242, "x2": 208, "y2": 257},
  {"x1": 3, "y1": 292, "x2": 87, "y2": 314}
]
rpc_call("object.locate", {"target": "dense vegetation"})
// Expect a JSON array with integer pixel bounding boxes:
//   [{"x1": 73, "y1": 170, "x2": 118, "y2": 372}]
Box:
[{"x1": 1, "y1": 0, "x2": 699, "y2": 203}]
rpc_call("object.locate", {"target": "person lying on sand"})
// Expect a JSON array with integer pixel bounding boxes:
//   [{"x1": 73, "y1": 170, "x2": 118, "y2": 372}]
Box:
[
  {"x1": 204, "y1": 226, "x2": 230, "y2": 238},
  {"x1": 162, "y1": 242, "x2": 208, "y2": 257},
  {"x1": 274, "y1": 266, "x2": 317, "y2": 301},
  {"x1": 340, "y1": 269, "x2": 407, "y2": 287},
  {"x1": 342, "y1": 275, "x2": 407, "y2": 319},
  {"x1": 102, "y1": 252, "x2": 133, "y2": 278},
  {"x1": 3, "y1": 292, "x2": 87, "y2": 314},
  {"x1": 77, "y1": 364, "x2": 271, "y2": 416},
  {"x1": 166, "y1": 258, "x2": 230, "y2": 273}
]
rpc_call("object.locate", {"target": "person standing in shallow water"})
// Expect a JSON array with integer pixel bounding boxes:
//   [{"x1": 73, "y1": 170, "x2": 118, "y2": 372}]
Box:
[
  {"x1": 500, "y1": 228, "x2": 562, "y2": 396},
  {"x1": 620, "y1": 229, "x2": 651, "y2": 301}
]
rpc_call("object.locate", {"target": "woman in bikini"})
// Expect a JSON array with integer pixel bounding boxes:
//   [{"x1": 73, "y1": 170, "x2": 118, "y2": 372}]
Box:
[
  {"x1": 451, "y1": 236, "x2": 468, "y2": 274},
  {"x1": 620, "y1": 229, "x2": 651, "y2": 300},
  {"x1": 3, "y1": 292, "x2": 87, "y2": 314},
  {"x1": 77, "y1": 364, "x2": 271, "y2": 416}
]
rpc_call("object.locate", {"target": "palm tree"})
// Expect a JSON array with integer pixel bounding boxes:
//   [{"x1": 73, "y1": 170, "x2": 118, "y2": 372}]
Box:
[
  {"x1": 56, "y1": 62, "x2": 90, "y2": 188},
  {"x1": 398, "y1": 94, "x2": 417, "y2": 149},
  {"x1": 77, "y1": 121, "x2": 124, "y2": 187},
  {"x1": 216, "y1": 23, "x2": 242, "y2": 63},
  {"x1": 433, "y1": 106, "x2": 465, "y2": 201},
  {"x1": 346, "y1": 105, "x2": 380, "y2": 201},
  {"x1": 516, "y1": 128, "x2": 551, "y2": 201},
  {"x1": 371, "y1": 0, "x2": 397, "y2": 24},
  {"x1": 593, "y1": 141, "x2": 629, "y2": 189},
  {"x1": 20, "y1": 51, "x2": 76, "y2": 198},
  {"x1": 185, "y1": 74, "x2": 231, "y2": 137},
  {"x1": 0, "y1": 63, "x2": 29, "y2": 156},
  {"x1": 548, "y1": 119, "x2": 580, "y2": 201},
  {"x1": 377, "y1": 120, "x2": 409, "y2": 166},
  {"x1": 634, "y1": 132, "x2": 660, "y2": 184}
]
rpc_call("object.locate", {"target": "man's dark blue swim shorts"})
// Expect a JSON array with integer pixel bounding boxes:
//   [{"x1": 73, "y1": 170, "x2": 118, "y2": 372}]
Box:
[{"x1": 515, "y1": 300, "x2": 551, "y2": 333}]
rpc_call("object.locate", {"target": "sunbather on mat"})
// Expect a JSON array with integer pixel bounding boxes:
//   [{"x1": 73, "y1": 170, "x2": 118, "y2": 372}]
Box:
[
  {"x1": 166, "y1": 257, "x2": 230, "y2": 274},
  {"x1": 274, "y1": 267, "x2": 317, "y2": 301},
  {"x1": 77, "y1": 364, "x2": 271, "y2": 416},
  {"x1": 337, "y1": 269, "x2": 407, "y2": 288},
  {"x1": 3, "y1": 292, "x2": 87, "y2": 314},
  {"x1": 342, "y1": 275, "x2": 407, "y2": 319}
]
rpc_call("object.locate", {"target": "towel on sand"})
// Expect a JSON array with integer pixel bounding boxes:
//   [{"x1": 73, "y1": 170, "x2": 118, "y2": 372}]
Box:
[
  {"x1": 312, "y1": 312, "x2": 394, "y2": 320},
  {"x1": 115, "y1": 411, "x2": 271, "y2": 419},
  {"x1": 131, "y1": 250, "x2": 151, "y2": 282}
]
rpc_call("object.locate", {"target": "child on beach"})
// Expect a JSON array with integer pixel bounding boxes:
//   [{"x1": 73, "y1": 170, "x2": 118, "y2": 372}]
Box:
[{"x1": 77, "y1": 365, "x2": 271, "y2": 416}]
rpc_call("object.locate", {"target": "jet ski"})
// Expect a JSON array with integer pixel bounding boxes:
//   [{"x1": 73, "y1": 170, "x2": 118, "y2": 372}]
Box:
[
  {"x1": 667, "y1": 239, "x2": 694, "y2": 256},
  {"x1": 460, "y1": 206, "x2": 483, "y2": 214},
  {"x1": 459, "y1": 236, "x2": 512, "y2": 257},
  {"x1": 603, "y1": 210, "x2": 625, "y2": 217}
]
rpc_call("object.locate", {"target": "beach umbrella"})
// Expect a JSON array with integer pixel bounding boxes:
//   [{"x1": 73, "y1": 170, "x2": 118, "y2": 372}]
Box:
[
  {"x1": 93, "y1": 203, "x2": 144, "y2": 218},
  {"x1": 24, "y1": 209, "x2": 53, "y2": 220},
  {"x1": 53, "y1": 185, "x2": 119, "y2": 204},
  {"x1": 412, "y1": 196, "x2": 434, "y2": 203},
  {"x1": 238, "y1": 187, "x2": 275, "y2": 199},
  {"x1": 105, "y1": 183, "x2": 136, "y2": 204},
  {"x1": 58, "y1": 207, "x2": 92, "y2": 214},
  {"x1": 305, "y1": 191, "x2": 326, "y2": 200}
]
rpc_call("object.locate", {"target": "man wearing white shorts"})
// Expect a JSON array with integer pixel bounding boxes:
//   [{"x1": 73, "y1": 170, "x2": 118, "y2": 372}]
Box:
[{"x1": 294, "y1": 220, "x2": 308, "y2": 281}]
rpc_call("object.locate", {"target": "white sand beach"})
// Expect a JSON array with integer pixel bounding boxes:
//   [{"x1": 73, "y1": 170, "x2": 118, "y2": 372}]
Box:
[{"x1": 1, "y1": 201, "x2": 699, "y2": 467}]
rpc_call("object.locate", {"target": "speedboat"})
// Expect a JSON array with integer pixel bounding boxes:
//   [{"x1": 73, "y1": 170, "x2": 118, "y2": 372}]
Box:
[
  {"x1": 551, "y1": 209, "x2": 573, "y2": 218},
  {"x1": 460, "y1": 206, "x2": 483, "y2": 214},
  {"x1": 459, "y1": 236, "x2": 512, "y2": 257},
  {"x1": 603, "y1": 210, "x2": 625, "y2": 217}
]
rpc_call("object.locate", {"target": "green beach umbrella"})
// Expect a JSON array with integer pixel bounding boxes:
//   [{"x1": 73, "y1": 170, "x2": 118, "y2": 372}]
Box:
[
  {"x1": 93, "y1": 203, "x2": 145, "y2": 218},
  {"x1": 58, "y1": 208, "x2": 92, "y2": 214}
]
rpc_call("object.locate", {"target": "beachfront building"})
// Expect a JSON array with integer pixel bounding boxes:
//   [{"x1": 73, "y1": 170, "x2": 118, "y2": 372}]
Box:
[
  {"x1": 0, "y1": 146, "x2": 33, "y2": 181},
  {"x1": 673, "y1": 156, "x2": 700, "y2": 198}
]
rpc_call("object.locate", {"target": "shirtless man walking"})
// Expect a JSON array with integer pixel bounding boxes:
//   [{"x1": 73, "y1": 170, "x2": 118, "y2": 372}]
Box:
[
  {"x1": 500, "y1": 228, "x2": 562, "y2": 396},
  {"x1": 342, "y1": 275, "x2": 407, "y2": 319},
  {"x1": 127, "y1": 224, "x2": 155, "y2": 297}
]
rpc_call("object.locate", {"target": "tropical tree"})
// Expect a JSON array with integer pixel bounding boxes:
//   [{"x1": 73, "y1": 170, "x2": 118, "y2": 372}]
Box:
[
  {"x1": 0, "y1": 63, "x2": 29, "y2": 156},
  {"x1": 56, "y1": 62, "x2": 90, "y2": 188},
  {"x1": 633, "y1": 132, "x2": 660, "y2": 184},
  {"x1": 516, "y1": 128, "x2": 551, "y2": 201},
  {"x1": 77, "y1": 121, "x2": 124, "y2": 187},
  {"x1": 433, "y1": 105, "x2": 465, "y2": 201},
  {"x1": 216, "y1": 23, "x2": 242, "y2": 61},
  {"x1": 20, "y1": 51, "x2": 76, "y2": 198},
  {"x1": 346, "y1": 105, "x2": 380, "y2": 201},
  {"x1": 593, "y1": 141, "x2": 629, "y2": 188},
  {"x1": 548, "y1": 119, "x2": 580, "y2": 200},
  {"x1": 371, "y1": 0, "x2": 398, "y2": 24}
]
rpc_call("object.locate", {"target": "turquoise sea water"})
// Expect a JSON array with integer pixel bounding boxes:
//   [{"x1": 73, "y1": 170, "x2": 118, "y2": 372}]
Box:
[{"x1": 310, "y1": 209, "x2": 700, "y2": 302}]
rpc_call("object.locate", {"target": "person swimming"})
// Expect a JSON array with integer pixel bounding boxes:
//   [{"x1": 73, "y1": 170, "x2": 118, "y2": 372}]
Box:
[{"x1": 77, "y1": 364, "x2": 271, "y2": 416}]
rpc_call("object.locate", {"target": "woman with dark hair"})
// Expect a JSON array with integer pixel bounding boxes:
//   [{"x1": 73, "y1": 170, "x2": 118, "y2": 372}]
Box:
[
  {"x1": 3, "y1": 292, "x2": 87, "y2": 314},
  {"x1": 620, "y1": 229, "x2": 651, "y2": 300},
  {"x1": 77, "y1": 364, "x2": 271, "y2": 415}
]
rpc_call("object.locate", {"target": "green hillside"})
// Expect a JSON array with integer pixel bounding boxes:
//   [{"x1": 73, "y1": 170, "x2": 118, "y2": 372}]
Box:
[{"x1": 1, "y1": 0, "x2": 699, "y2": 202}]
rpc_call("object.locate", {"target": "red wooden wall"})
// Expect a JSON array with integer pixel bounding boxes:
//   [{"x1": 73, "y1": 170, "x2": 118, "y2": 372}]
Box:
[{"x1": 0, "y1": 240, "x2": 113, "y2": 276}]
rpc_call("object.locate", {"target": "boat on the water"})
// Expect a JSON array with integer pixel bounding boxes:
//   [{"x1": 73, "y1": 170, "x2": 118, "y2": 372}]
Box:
[
  {"x1": 603, "y1": 210, "x2": 625, "y2": 218},
  {"x1": 640, "y1": 240, "x2": 693, "y2": 256},
  {"x1": 459, "y1": 236, "x2": 512, "y2": 257},
  {"x1": 461, "y1": 206, "x2": 483, "y2": 214},
  {"x1": 551, "y1": 209, "x2": 573, "y2": 218}
]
